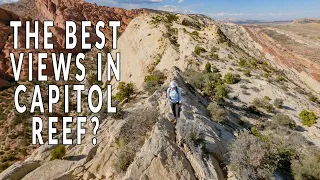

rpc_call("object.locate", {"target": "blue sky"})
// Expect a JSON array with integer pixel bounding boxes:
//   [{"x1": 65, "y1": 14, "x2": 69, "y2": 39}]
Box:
[
  {"x1": 1, "y1": 0, "x2": 319, "y2": 20},
  {"x1": 86, "y1": 0, "x2": 320, "y2": 21}
]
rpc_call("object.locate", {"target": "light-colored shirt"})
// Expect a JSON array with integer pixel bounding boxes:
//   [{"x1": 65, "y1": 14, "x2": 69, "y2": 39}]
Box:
[{"x1": 167, "y1": 87, "x2": 182, "y2": 103}]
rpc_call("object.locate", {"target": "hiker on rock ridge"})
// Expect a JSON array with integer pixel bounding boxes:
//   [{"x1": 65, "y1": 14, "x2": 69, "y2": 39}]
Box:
[{"x1": 167, "y1": 81, "x2": 183, "y2": 120}]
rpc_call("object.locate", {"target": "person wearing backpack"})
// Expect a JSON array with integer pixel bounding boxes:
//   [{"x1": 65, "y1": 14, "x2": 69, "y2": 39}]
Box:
[{"x1": 167, "y1": 81, "x2": 183, "y2": 120}]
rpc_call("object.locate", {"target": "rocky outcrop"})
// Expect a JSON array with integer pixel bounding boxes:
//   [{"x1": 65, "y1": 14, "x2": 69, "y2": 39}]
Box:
[
  {"x1": 0, "y1": 161, "x2": 41, "y2": 180},
  {"x1": 0, "y1": 0, "x2": 38, "y2": 19},
  {"x1": 34, "y1": 0, "x2": 149, "y2": 53},
  {"x1": 0, "y1": 0, "x2": 149, "y2": 85}
]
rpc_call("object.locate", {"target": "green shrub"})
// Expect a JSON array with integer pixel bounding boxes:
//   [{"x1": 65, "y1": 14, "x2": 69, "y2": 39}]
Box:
[
  {"x1": 228, "y1": 54, "x2": 234, "y2": 59},
  {"x1": 210, "y1": 53, "x2": 219, "y2": 59},
  {"x1": 299, "y1": 110, "x2": 317, "y2": 127},
  {"x1": 211, "y1": 46, "x2": 219, "y2": 53},
  {"x1": 204, "y1": 62, "x2": 212, "y2": 73},
  {"x1": 115, "y1": 82, "x2": 134, "y2": 102},
  {"x1": 194, "y1": 46, "x2": 207, "y2": 55},
  {"x1": 223, "y1": 73, "x2": 237, "y2": 84},
  {"x1": 238, "y1": 59, "x2": 247, "y2": 67},
  {"x1": 144, "y1": 70, "x2": 165, "y2": 94},
  {"x1": 207, "y1": 102, "x2": 226, "y2": 123},
  {"x1": 272, "y1": 113, "x2": 296, "y2": 130},
  {"x1": 243, "y1": 70, "x2": 251, "y2": 77},
  {"x1": 191, "y1": 31, "x2": 199, "y2": 36},
  {"x1": 212, "y1": 65, "x2": 219, "y2": 73},
  {"x1": 165, "y1": 14, "x2": 178, "y2": 23},
  {"x1": 273, "y1": 98, "x2": 284, "y2": 108},
  {"x1": 264, "y1": 96, "x2": 271, "y2": 101},
  {"x1": 51, "y1": 145, "x2": 66, "y2": 160},
  {"x1": 308, "y1": 94, "x2": 318, "y2": 103},
  {"x1": 215, "y1": 84, "x2": 228, "y2": 100}
]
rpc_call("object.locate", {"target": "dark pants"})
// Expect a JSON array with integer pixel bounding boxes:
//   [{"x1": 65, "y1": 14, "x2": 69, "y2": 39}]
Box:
[{"x1": 170, "y1": 102, "x2": 180, "y2": 119}]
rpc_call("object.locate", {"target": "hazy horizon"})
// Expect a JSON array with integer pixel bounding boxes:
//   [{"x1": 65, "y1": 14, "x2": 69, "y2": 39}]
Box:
[{"x1": 1, "y1": 0, "x2": 320, "y2": 21}]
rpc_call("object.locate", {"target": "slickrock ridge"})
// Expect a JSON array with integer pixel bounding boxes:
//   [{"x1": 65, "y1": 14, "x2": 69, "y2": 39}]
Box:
[{"x1": 0, "y1": 69, "x2": 231, "y2": 180}]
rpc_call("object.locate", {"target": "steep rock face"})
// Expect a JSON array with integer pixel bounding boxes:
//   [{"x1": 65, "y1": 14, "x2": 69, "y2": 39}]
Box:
[
  {"x1": 34, "y1": 0, "x2": 149, "y2": 53},
  {"x1": 0, "y1": 69, "x2": 232, "y2": 180}
]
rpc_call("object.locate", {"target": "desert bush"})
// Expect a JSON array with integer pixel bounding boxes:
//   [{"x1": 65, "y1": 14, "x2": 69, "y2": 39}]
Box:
[
  {"x1": 264, "y1": 96, "x2": 271, "y2": 101},
  {"x1": 242, "y1": 90, "x2": 250, "y2": 95},
  {"x1": 230, "y1": 130, "x2": 300, "y2": 180},
  {"x1": 299, "y1": 110, "x2": 317, "y2": 127},
  {"x1": 273, "y1": 98, "x2": 284, "y2": 108},
  {"x1": 210, "y1": 52, "x2": 219, "y2": 59},
  {"x1": 308, "y1": 94, "x2": 318, "y2": 103},
  {"x1": 113, "y1": 148, "x2": 135, "y2": 172},
  {"x1": 207, "y1": 102, "x2": 226, "y2": 123},
  {"x1": 115, "y1": 82, "x2": 134, "y2": 102},
  {"x1": 144, "y1": 70, "x2": 166, "y2": 94},
  {"x1": 211, "y1": 46, "x2": 219, "y2": 53},
  {"x1": 251, "y1": 87, "x2": 260, "y2": 92},
  {"x1": 243, "y1": 70, "x2": 251, "y2": 77},
  {"x1": 229, "y1": 131, "x2": 277, "y2": 179},
  {"x1": 211, "y1": 65, "x2": 219, "y2": 73},
  {"x1": 204, "y1": 62, "x2": 212, "y2": 73},
  {"x1": 291, "y1": 151, "x2": 320, "y2": 180},
  {"x1": 272, "y1": 113, "x2": 296, "y2": 130},
  {"x1": 194, "y1": 46, "x2": 207, "y2": 55},
  {"x1": 111, "y1": 106, "x2": 124, "y2": 120},
  {"x1": 252, "y1": 98, "x2": 275, "y2": 113},
  {"x1": 215, "y1": 84, "x2": 229, "y2": 100},
  {"x1": 223, "y1": 73, "x2": 237, "y2": 84},
  {"x1": 51, "y1": 145, "x2": 66, "y2": 160},
  {"x1": 165, "y1": 14, "x2": 178, "y2": 23},
  {"x1": 184, "y1": 70, "x2": 204, "y2": 90},
  {"x1": 238, "y1": 59, "x2": 247, "y2": 67},
  {"x1": 191, "y1": 31, "x2": 199, "y2": 36},
  {"x1": 0, "y1": 162, "x2": 10, "y2": 173}
]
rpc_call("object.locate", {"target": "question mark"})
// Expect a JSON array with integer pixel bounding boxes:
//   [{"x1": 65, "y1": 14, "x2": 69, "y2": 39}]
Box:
[{"x1": 91, "y1": 117, "x2": 99, "y2": 145}]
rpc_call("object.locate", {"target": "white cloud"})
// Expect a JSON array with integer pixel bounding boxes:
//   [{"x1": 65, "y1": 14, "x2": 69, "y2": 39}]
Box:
[
  {"x1": 184, "y1": 9, "x2": 196, "y2": 14},
  {"x1": 210, "y1": 12, "x2": 252, "y2": 17},
  {"x1": 178, "y1": 0, "x2": 184, "y2": 3},
  {"x1": 158, "y1": 5, "x2": 178, "y2": 12}
]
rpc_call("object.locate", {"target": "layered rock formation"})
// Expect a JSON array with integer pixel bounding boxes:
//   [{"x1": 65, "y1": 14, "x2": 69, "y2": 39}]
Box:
[{"x1": 220, "y1": 23, "x2": 320, "y2": 93}]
